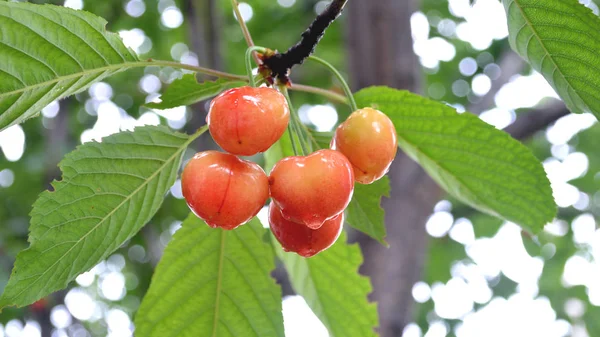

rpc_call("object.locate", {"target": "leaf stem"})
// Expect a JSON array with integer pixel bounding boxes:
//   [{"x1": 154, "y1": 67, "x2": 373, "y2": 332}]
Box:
[
  {"x1": 245, "y1": 46, "x2": 267, "y2": 87},
  {"x1": 148, "y1": 60, "x2": 247, "y2": 81},
  {"x1": 307, "y1": 55, "x2": 358, "y2": 111}
]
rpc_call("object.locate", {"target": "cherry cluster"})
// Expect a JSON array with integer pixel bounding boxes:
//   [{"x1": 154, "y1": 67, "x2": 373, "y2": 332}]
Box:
[{"x1": 182, "y1": 86, "x2": 397, "y2": 257}]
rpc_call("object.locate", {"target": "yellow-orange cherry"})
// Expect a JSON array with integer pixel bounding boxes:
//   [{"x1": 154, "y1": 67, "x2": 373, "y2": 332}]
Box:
[
  {"x1": 269, "y1": 203, "x2": 343, "y2": 257},
  {"x1": 268, "y1": 149, "x2": 354, "y2": 229},
  {"x1": 331, "y1": 107, "x2": 397, "y2": 184},
  {"x1": 181, "y1": 151, "x2": 269, "y2": 230},
  {"x1": 207, "y1": 86, "x2": 290, "y2": 156}
]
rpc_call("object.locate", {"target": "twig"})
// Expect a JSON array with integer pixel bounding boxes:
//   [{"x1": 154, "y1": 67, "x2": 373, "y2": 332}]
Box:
[
  {"x1": 262, "y1": 0, "x2": 348, "y2": 83},
  {"x1": 505, "y1": 100, "x2": 569, "y2": 140}
]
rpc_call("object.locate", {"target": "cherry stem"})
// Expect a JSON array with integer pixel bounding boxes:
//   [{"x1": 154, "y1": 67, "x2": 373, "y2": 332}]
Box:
[
  {"x1": 279, "y1": 85, "x2": 312, "y2": 156},
  {"x1": 307, "y1": 55, "x2": 358, "y2": 111},
  {"x1": 289, "y1": 84, "x2": 347, "y2": 105},
  {"x1": 231, "y1": 0, "x2": 261, "y2": 65},
  {"x1": 245, "y1": 46, "x2": 267, "y2": 87},
  {"x1": 287, "y1": 124, "x2": 300, "y2": 156}
]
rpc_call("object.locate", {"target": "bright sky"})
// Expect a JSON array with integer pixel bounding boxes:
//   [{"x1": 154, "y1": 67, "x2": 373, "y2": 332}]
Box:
[{"x1": 0, "y1": 0, "x2": 598, "y2": 336}]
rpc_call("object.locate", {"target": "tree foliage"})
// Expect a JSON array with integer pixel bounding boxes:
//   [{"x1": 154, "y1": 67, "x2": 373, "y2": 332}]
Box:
[{"x1": 0, "y1": 0, "x2": 598, "y2": 336}]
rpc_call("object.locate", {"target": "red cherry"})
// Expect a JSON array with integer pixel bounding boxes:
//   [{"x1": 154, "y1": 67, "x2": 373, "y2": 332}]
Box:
[
  {"x1": 269, "y1": 203, "x2": 343, "y2": 257},
  {"x1": 181, "y1": 151, "x2": 269, "y2": 230},
  {"x1": 268, "y1": 149, "x2": 354, "y2": 229},
  {"x1": 331, "y1": 107, "x2": 397, "y2": 184},
  {"x1": 30, "y1": 298, "x2": 48, "y2": 312},
  {"x1": 207, "y1": 86, "x2": 290, "y2": 156}
]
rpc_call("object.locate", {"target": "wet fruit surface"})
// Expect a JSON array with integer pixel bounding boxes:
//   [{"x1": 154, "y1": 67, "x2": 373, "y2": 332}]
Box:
[
  {"x1": 207, "y1": 86, "x2": 290, "y2": 156},
  {"x1": 182, "y1": 151, "x2": 269, "y2": 230},
  {"x1": 269, "y1": 202, "x2": 343, "y2": 257},
  {"x1": 332, "y1": 107, "x2": 397, "y2": 184},
  {"x1": 268, "y1": 149, "x2": 354, "y2": 229}
]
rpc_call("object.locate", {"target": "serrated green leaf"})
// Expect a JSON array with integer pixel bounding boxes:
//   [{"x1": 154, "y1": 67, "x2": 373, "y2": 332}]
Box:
[
  {"x1": 503, "y1": 0, "x2": 600, "y2": 119},
  {"x1": 135, "y1": 216, "x2": 284, "y2": 337},
  {"x1": 276, "y1": 231, "x2": 378, "y2": 337},
  {"x1": 0, "y1": 2, "x2": 140, "y2": 130},
  {"x1": 355, "y1": 86, "x2": 556, "y2": 233},
  {"x1": 346, "y1": 177, "x2": 390, "y2": 245},
  {"x1": 0, "y1": 126, "x2": 200, "y2": 308},
  {"x1": 146, "y1": 75, "x2": 245, "y2": 109}
]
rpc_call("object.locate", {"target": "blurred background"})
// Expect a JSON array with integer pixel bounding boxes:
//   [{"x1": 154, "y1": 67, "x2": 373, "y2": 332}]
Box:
[{"x1": 0, "y1": 0, "x2": 599, "y2": 336}]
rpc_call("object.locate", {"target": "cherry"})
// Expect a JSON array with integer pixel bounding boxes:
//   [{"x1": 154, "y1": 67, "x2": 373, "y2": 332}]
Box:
[
  {"x1": 207, "y1": 86, "x2": 290, "y2": 156},
  {"x1": 268, "y1": 149, "x2": 354, "y2": 229},
  {"x1": 181, "y1": 151, "x2": 269, "y2": 230},
  {"x1": 269, "y1": 203, "x2": 343, "y2": 257},
  {"x1": 331, "y1": 107, "x2": 397, "y2": 184},
  {"x1": 30, "y1": 298, "x2": 48, "y2": 312}
]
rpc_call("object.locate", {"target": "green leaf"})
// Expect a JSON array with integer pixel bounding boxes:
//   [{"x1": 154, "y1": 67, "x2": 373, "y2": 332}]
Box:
[
  {"x1": 355, "y1": 86, "x2": 556, "y2": 233},
  {"x1": 146, "y1": 75, "x2": 246, "y2": 109},
  {"x1": 346, "y1": 177, "x2": 390, "y2": 245},
  {"x1": 471, "y1": 213, "x2": 504, "y2": 238},
  {"x1": 277, "y1": 231, "x2": 378, "y2": 337},
  {"x1": 0, "y1": 2, "x2": 139, "y2": 131},
  {"x1": 0, "y1": 126, "x2": 199, "y2": 308},
  {"x1": 135, "y1": 216, "x2": 284, "y2": 337},
  {"x1": 503, "y1": 0, "x2": 600, "y2": 119}
]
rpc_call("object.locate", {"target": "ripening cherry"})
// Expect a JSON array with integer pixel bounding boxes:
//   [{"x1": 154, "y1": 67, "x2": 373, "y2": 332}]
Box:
[
  {"x1": 269, "y1": 203, "x2": 343, "y2": 257},
  {"x1": 30, "y1": 298, "x2": 48, "y2": 313},
  {"x1": 181, "y1": 151, "x2": 269, "y2": 230},
  {"x1": 269, "y1": 149, "x2": 354, "y2": 229},
  {"x1": 331, "y1": 107, "x2": 397, "y2": 184},
  {"x1": 207, "y1": 86, "x2": 290, "y2": 156}
]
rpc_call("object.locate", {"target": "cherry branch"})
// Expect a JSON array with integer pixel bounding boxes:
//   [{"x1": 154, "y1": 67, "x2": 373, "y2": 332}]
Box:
[
  {"x1": 261, "y1": 0, "x2": 349, "y2": 83},
  {"x1": 505, "y1": 100, "x2": 569, "y2": 140}
]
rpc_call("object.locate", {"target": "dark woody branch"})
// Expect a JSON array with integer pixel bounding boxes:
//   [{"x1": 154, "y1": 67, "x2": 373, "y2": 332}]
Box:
[
  {"x1": 506, "y1": 100, "x2": 569, "y2": 140},
  {"x1": 261, "y1": 0, "x2": 348, "y2": 83}
]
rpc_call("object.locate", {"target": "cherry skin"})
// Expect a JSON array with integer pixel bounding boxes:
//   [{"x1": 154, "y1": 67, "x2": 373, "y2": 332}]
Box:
[
  {"x1": 207, "y1": 86, "x2": 290, "y2": 156},
  {"x1": 268, "y1": 149, "x2": 354, "y2": 229},
  {"x1": 181, "y1": 151, "x2": 269, "y2": 230},
  {"x1": 269, "y1": 203, "x2": 343, "y2": 257},
  {"x1": 331, "y1": 107, "x2": 397, "y2": 184}
]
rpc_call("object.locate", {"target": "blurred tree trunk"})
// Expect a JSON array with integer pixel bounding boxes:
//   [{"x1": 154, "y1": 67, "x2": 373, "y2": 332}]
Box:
[
  {"x1": 184, "y1": 0, "x2": 222, "y2": 139},
  {"x1": 346, "y1": 1, "x2": 442, "y2": 336},
  {"x1": 39, "y1": 101, "x2": 71, "y2": 336}
]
